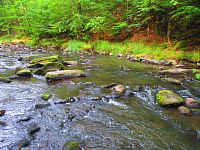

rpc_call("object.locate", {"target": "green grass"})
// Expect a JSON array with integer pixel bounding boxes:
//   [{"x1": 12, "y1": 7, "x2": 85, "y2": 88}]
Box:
[
  {"x1": 93, "y1": 40, "x2": 200, "y2": 62},
  {"x1": 0, "y1": 36, "x2": 199, "y2": 62},
  {"x1": 65, "y1": 40, "x2": 92, "y2": 52}
]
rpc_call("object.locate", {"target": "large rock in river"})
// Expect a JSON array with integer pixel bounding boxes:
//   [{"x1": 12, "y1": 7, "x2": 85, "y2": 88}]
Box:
[
  {"x1": 45, "y1": 70, "x2": 85, "y2": 81},
  {"x1": 34, "y1": 62, "x2": 64, "y2": 75},
  {"x1": 185, "y1": 98, "x2": 200, "y2": 108},
  {"x1": 31, "y1": 55, "x2": 59, "y2": 67},
  {"x1": 16, "y1": 69, "x2": 32, "y2": 77},
  {"x1": 156, "y1": 90, "x2": 185, "y2": 106}
]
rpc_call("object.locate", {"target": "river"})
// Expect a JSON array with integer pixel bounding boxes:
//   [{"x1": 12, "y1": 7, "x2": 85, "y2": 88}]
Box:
[{"x1": 0, "y1": 47, "x2": 200, "y2": 150}]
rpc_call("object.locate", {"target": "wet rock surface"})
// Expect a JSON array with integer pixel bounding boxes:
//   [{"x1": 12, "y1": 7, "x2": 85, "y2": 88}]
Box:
[
  {"x1": 45, "y1": 70, "x2": 85, "y2": 81},
  {"x1": 156, "y1": 90, "x2": 185, "y2": 106},
  {"x1": 0, "y1": 47, "x2": 200, "y2": 150},
  {"x1": 178, "y1": 106, "x2": 191, "y2": 115},
  {"x1": 0, "y1": 110, "x2": 6, "y2": 116},
  {"x1": 159, "y1": 68, "x2": 192, "y2": 75}
]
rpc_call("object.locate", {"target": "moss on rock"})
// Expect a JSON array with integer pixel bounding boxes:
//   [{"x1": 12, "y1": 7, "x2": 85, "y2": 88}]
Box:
[
  {"x1": 195, "y1": 74, "x2": 200, "y2": 80},
  {"x1": 45, "y1": 70, "x2": 85, "y2": 81},
  {"x1": 0, "y1": 77, "x2": 11, "y2": 83},
  {"x1": 156, "y1": 90, "x2": 185, "y2": 106},
  {"x1": 34, "y1": 62, "x2": 64, "y2": 75},
  {"x1": 16, "y1": 69, "x2": 32, "y2": 77},
  {"x1": 41, "y1": 93, "x2": 52, "y2": 101},
  {"x1": 66, "y1": 141, "x2": 80, "y2": 150},
  {"x1": 31, "y1": 55, "x2": 59, "y2": 66}
]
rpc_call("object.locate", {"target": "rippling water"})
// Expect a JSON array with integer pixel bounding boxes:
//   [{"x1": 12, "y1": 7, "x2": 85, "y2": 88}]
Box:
[{"x1": 0, "y1": 48, "x2": 200, "y2": 150}]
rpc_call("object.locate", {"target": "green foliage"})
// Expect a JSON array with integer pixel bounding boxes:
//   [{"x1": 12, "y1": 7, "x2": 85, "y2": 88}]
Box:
[
  {"x1": 192, "y1": 69, "x2": 200, "y2": 74},
  {"x1": 195, "y1": 74, "x2": 200, "y2": 81},
  {"x1": 0, "y1": 0, "x2": 199, "y2": 47},
  {"x1": 112, "y1": 21, "x2": 129, "y2": 35},
  {"x1": 67, "y1": 40, "x2": 91, "y2": 52}
]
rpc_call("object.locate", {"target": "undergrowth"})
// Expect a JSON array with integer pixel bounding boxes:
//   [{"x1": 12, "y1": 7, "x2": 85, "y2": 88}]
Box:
[{"x1": 0, "y1": 36, "x2": 199, "y2": 62}]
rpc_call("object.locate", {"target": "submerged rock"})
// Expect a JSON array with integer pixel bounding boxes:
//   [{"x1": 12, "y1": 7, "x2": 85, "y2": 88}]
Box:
[
  {"x1": 178, "y1": 106, "x2": 191, "y2": 115},
  {"x1": 68, "y1": 114, "x2": 76, "y2": 121},
  {"x1": 18, "y1": 116, "x2": 32, "y2": 122},
  {"x1": 156, "y1": 90, "x2": 185, "y2": 106},
  {"x1": 27, "y1": 124, "x2": 40, "y2": 135},
  {"x1": 0, "y1": 121, "x2": 6, "y2": 126},
  {"x1": 0, "y1": 110, "x2": 6, "y2": 116},
  {"x1": 45, "y1": 70, "x2": 85, "y2": 81},
  {"x1": 34, "y1": 62, "x2": 64, "y2": 75},
  {"x1": 197, "y1": 130, "x2": 200, "y2": 141},
  {"x1": 190, "y1": 109, "x2": 200, "y2": 115},
  {"x1": 66, "y1": 141, "x2": 80, "y2": 150},
  {"x1": 0, "y1": 77, "x2": 11, "y2": 83},
  {"x1": 18, "y1": 57, "x2": 23, "y2": 61},
  {"x1": 62, "y1": 61, "x2": 79, "y2": 66},
  {"x1": 35, "y1": 103, "x2": 50, "y2": 109},
  {"x1": 185, "y1": 98, "x2": 200, "y2": 108},
  {"x1": 16, "y1": 138, "x2": 31, "y2": 148},
  {"x1": 9, "y1": 75, "x2": 21, "y2": 80},
  {"x1": 16, "y1": 69, "x2": 32, "y2": 77},
  {"x1": 159, "y1": 68, "x2": 191, "y2": 74},
  {"x1": 41, "y1": 93, "x2": 52, "y2": 101}
]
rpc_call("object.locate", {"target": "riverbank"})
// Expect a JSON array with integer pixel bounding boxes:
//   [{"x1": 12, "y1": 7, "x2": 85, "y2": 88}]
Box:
[{"x1": 0, "y1": 36, "x2": 199, "y2": 63}]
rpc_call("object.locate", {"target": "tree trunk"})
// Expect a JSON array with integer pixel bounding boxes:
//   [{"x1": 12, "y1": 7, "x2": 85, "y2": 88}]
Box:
[
  {"x1": 147, "y1": 24, "x2": 150, "y2": 36},
  {"x1": 167, "y1": 21, "x2": 172, "y2": 46}
]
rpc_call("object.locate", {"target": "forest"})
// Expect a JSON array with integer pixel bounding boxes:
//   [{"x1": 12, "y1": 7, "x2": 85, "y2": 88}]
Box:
[{"x1": 0, "y1": 0, "x2": 199, "y2": 56}]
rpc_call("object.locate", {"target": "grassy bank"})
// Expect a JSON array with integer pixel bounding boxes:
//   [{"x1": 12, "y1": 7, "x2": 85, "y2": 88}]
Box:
[{"x1": 0, "y1": 36, "x2": 199, "y2": 62}]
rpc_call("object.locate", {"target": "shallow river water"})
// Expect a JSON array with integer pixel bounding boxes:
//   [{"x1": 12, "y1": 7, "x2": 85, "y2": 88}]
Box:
[{"x1": 0, "y1": 48, "x2": 200, "y2": 150}]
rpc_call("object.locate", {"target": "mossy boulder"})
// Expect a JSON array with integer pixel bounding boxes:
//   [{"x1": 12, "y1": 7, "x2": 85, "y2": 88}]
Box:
[
  {"x1": 0, "y1": 77, "x2": 11, "y2": 83},
  {"x1": 195, "y1": 74, "x2": 200, "y2": 80},
  {"x1": 14, "y1": 67, "x2": 26, "y2": 74},
  {"x1": 45, "y1": 70, "x2": 85, "y2": 81},
  {"x1": 16, "y1": 69, "x2": 32, "y2": 77},
  {"x1": 156, "y1": 90, "x2": 185, "y2": 106},
  {"x1": 66, "y1": 141, "x2": 80, "y2": 150},
  {"x1": 41, "y1": 93, "x2": 52, "y2": 101},
  {"x1": 34, "y1": 62, "x2": 64, "y2": 75},
  {"x1": 31, "y1": 55, "x2": 59, "y2": 66}
]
